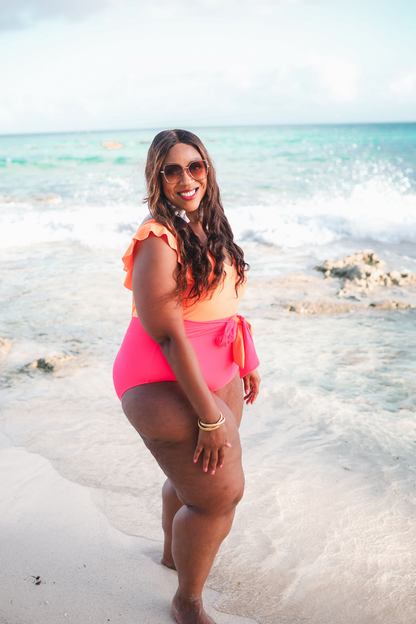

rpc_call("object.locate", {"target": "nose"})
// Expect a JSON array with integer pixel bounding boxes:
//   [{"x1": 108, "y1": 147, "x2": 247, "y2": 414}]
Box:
[{"x1": 181, "y1": 166, "x2": 194, "y2": 184}]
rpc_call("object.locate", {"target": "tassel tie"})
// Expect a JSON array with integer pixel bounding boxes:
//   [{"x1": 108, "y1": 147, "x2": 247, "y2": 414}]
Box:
[{"x1": 215, "y1": 315, "x2": 253, "y2": 369}]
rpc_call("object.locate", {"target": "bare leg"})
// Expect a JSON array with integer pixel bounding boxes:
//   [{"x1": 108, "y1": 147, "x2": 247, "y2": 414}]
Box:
[
  {"x1": 122, "y1": 373, "x2": 244, "y2": 624},
  {"x1": 161, "y1": 479, "x2": 183, "y2": 569},
  {"x1": 170, "y1": 492, "x2": 239, "y2": 624},
  {"x1": 161, "y1": 372, "x2": 243, "y2": 574}
]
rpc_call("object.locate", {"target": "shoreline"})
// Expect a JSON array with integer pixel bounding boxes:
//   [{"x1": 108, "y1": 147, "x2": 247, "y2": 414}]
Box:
[{"x1": 0, "y1": 431, "x2": 255, "y2": 624}]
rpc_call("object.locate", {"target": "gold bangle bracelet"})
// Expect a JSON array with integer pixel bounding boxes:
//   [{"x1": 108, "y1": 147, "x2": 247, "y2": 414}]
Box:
[{"x1": 198, "y1": 412, "x2": 225, "y2": 431}]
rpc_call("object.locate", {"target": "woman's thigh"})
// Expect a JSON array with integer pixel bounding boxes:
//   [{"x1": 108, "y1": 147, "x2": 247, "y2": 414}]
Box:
[
  {"x1": 214, "y1": 370, "x2": 244, "y2": 427},
  {"x1": 121, "y1": 372, "x2": 244, "y2": 510}
]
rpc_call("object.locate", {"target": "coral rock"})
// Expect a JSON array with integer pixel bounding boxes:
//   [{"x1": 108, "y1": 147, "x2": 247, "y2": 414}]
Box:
[
  {"x1": 314, "y1": 250, "x2": 416, "y2": 296},
  {"x1": 27, "y1": 355, "x2": 77, "y2": 372}
]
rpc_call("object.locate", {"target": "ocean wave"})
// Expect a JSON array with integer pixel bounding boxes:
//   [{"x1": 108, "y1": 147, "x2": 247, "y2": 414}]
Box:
[
  {"x1": 229, "y1": 183, "x2": 416, "y2": 248},
  {"x1": 1, "y1": 184, "x2": 416, "y2": 252},
  {"x1": 0, "y1": 201, "x2": 147, "y2": 250}
]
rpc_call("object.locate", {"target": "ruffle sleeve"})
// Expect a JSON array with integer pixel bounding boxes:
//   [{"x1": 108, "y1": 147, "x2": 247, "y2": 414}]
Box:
[{"x1": 122, "y1": 220, "x2": 180, "y2": 290}]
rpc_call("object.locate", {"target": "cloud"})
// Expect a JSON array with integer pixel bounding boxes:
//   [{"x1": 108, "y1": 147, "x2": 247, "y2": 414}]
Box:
[
  {"x1": 269, "y1": 55, "x2": 359, "y2": 104},
  {"x1": 150, "y1": 0, "x2": 385, "y2": 10},
  {"x1": 389, "y1": 69, "x2": 416, "y2": 102},
  {"x1": 0, "y1": 0, "x2": 387, "y2": 30},
  {"x1": 308, "y1": 54, "x2": 359, "y2": 101},
  {"x1": 0, "y1": 0, "x2": 124, "y2": 31}
]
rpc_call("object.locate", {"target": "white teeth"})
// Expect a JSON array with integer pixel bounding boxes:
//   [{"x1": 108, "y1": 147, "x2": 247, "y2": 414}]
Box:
[{"x1": 180, "y1": 189, "x2": 197, "y2": 197}]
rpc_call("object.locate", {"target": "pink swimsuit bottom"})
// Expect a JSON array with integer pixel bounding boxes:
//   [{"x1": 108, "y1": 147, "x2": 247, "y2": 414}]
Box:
[{"x1": 113, "y1": 314, "x2": 259, "y2": 400}]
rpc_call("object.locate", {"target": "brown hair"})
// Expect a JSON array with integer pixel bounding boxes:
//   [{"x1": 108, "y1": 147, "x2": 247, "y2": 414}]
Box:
[{"x1": 144, "y1": 129, "x2": 248, "y2": 301}]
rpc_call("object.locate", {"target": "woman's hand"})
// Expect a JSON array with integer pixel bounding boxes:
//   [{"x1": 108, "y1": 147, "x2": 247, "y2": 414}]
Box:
[
  {"x1": 243, "y1": 369, "x2": 261, "y2": 404},
  {"x1": 193, "y1": 424, "x2": 232, "y2": 475}
]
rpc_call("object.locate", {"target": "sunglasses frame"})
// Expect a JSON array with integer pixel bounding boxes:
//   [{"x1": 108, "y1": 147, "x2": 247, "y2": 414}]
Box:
[{"x1": 160, "y1": 160, "x2": 209, "y2": 184}]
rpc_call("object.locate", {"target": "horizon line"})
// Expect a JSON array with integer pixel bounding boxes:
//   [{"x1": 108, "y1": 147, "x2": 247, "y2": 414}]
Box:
[{"x1": 1, "y1": 119, "x2": 416, "y2": 139}]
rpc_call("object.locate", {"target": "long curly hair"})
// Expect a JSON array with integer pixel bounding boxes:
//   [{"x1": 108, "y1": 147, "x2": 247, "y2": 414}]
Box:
[{"x1": 144, "y1": 129, "x2": 248, "y2": 301}]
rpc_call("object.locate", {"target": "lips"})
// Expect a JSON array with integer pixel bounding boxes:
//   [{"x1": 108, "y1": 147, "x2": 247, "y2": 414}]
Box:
[{"x1": 178, "y1": 187, "x2": 198, "y2": 201}]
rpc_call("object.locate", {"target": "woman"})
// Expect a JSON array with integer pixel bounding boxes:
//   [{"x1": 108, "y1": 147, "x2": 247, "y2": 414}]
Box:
[{"x1": 113, "y1": 129, "x2": 260, "y2": 624}]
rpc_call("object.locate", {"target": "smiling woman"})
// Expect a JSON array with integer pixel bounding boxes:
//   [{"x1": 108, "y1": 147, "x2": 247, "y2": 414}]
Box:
[{"x1": 112, "y1": 129, "x2": 260, "y2": 624}]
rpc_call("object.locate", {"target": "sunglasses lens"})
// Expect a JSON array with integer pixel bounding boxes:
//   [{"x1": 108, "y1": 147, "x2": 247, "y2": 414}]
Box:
[
  {"x1": 164, "y1": 164, "x2": 183, "y2": 183},
  {"x1": 189, "y1": 161, "x2": 207, "y2": 180}
]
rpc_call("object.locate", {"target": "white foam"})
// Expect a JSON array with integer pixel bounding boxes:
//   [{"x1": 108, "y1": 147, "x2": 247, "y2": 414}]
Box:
[
  {"x1": 0, "y1": 201, "x2": 148, "y2": 250},
  {"x1": 1, "y1": 180, "x2": 416, "y2": 252},
  {"x1": 229, "y1": 182, "x2": 416, "y2": 248}
]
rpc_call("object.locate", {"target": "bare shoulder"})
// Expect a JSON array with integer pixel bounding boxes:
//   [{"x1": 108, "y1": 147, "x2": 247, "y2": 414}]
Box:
[{"x1": 133, "y1": 232, "x2": 179, "y2": 282}]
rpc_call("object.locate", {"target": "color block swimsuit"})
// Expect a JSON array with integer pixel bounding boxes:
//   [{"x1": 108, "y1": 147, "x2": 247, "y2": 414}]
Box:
[{"x1": 113, "y1": 220, "x2": 259, "y2": 399}]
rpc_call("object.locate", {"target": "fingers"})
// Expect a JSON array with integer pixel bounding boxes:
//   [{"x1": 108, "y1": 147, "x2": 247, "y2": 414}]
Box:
[
  {"x1": 193, "y1": 442, "x2": 203, "y2": 464},
  {"x1": 202, "y1": 448, "x2": 211, "y2": 473},
  {"x1": 244, "y1": 377, "x2": 255, "y2": 403},
  {"x1": 252, "y1": 373, "x2": 261, "y2": 402},
  {"x1": 248, "y1": 377, "x2": 259, "y2": 403},
  {"x1": 243, "y1": 371, "x2": 261, "y2": 404},
  {"x1": 194, "y1": 440, "x2": 231, "y2": 474},
  {"x1": 208, "y1": 450, "x2": 218, "y2": 475},
  {"x1": 202, "y1": 449, "x2": 219, "y2": 474}
]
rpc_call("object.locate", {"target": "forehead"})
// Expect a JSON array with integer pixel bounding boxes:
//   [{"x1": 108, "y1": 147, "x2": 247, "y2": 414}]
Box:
[{"x1": 163, "y1": 142, "x2": 202, "y2": 165}]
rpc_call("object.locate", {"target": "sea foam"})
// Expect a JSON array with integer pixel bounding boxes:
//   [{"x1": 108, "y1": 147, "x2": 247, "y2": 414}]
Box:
[{"x1": 1, "y1": 182, "x2": 416, "y2": 253}]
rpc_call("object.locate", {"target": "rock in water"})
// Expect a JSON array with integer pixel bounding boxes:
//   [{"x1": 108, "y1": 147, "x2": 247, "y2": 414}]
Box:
[
  {"x1": 0, "y1": 338, "x2": 13, "y2": 358},
  {"x1": 101, "y1": 141, "x2": 124, "y2": 150},
  {"x1": 314, "y1": 250, "x2": 416, "y2": 297},
  {"x1": 27, "y1": 355, "x2": 77, "y2": 372},
  {"x1": 286, "y1": 301, "x2": 357, "y2": 314},
  {"x1": 287, "y1": 300, "x2": 412, "y2": 314},
  {"x1": 30, "y1": 193, "x2": 62, "y2": 204},
  {"x1": 0, "y1": 193, "x2": 62, "y2": 204},
  {"x1": 367, "y1": 301, "x2": 412, "y2": 310}
]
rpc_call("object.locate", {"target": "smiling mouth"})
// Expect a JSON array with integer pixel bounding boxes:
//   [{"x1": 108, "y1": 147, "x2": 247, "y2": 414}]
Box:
[{"x1": 178, "y1": 188, "x2": 198, "y2": 200}]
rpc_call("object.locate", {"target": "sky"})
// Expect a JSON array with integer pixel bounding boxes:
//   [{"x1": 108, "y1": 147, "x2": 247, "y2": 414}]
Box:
[{"x1": 0, "y1": 0, "x2": 415, "y2": 134}]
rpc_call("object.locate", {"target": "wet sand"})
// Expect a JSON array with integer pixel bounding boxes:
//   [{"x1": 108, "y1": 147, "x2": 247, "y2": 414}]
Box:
[{"x1": 0, "y1": 432, "x2": 255, "y2": 624}]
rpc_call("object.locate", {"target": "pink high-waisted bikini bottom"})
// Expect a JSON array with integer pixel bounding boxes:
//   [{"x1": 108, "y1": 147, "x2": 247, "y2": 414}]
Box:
[{"x1": 113, "y1": 315, "x2": 259, "y2": 400}]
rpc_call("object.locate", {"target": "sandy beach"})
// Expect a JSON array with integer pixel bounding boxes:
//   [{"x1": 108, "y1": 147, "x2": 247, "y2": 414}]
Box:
[{"x1": 0, "y1": 431, "x2": 255, "y2": 624}]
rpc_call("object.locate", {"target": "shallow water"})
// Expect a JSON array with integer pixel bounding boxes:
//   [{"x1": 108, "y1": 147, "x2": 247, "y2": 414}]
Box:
[{"x1": 1, "y1": 124, "x2": 416, "y2": 622}]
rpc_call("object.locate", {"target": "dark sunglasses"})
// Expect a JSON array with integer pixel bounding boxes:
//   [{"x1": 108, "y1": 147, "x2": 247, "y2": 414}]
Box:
[{"x1": 160, "y1": 160, "x2": 209, "y2": 184}]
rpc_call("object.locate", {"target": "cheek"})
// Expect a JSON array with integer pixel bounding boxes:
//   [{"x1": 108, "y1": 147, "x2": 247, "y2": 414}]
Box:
[{"x1": 161, "y1": 179, "x2": 173, "y2": 198}]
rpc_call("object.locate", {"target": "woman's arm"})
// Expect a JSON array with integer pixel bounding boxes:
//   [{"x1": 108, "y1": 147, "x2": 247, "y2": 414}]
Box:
[{"x1": 132, "y1": 235, "x2": 231, "y2": 474}]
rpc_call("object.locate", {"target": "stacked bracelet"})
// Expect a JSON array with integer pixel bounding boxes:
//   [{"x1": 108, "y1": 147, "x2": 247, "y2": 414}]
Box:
[{"x1": 198, "y1": 412, "x2": 225, "y2": 431}]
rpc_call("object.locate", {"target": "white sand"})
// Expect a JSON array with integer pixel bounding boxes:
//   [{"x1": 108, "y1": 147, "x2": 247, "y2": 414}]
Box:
[{"x1": 0, "y1": 432, "x2": 255, "y2": 624}]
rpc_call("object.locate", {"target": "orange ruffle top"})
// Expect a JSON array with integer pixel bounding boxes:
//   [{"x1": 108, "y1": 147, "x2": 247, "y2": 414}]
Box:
[{"x1": 122, "y1": 220, "x2": 245, "y2": 322}]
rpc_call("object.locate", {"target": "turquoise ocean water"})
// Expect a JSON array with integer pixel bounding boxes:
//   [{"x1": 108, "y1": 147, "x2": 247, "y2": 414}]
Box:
[{"x1": 1, "y1": 124, "x2": 416, "y2": 622}]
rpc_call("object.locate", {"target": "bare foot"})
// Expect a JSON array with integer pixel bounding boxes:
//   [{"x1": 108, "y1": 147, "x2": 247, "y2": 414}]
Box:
[
  {"x1": 161, "y1": 555, "x2": 177, "y2": 570},
  {"x1": 171, "y1": 592, "x2": 215, "y2": 624}
]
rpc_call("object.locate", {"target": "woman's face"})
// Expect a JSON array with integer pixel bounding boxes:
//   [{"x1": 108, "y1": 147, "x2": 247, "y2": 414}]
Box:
[{"x1": 160, "y1": 142, "x2": 207, "y2": 217}]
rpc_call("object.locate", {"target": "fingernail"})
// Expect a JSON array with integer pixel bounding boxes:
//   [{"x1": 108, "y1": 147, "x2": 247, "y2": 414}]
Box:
[
  {"x1": 226, "y1": 442, "x2": 232, "y2": 448},
  {"x1": 219, "y1": 464, "x2": 223, "y2": 468},
  {"x1": 204, "y1": 467, "x2": 208, "y2": 472},
  {"x1": 211, "y1": 470, "x2": 215, "y2": 475},
  {"x1": 193, "y1": 459, "x2": 197, "y2": 463}
]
